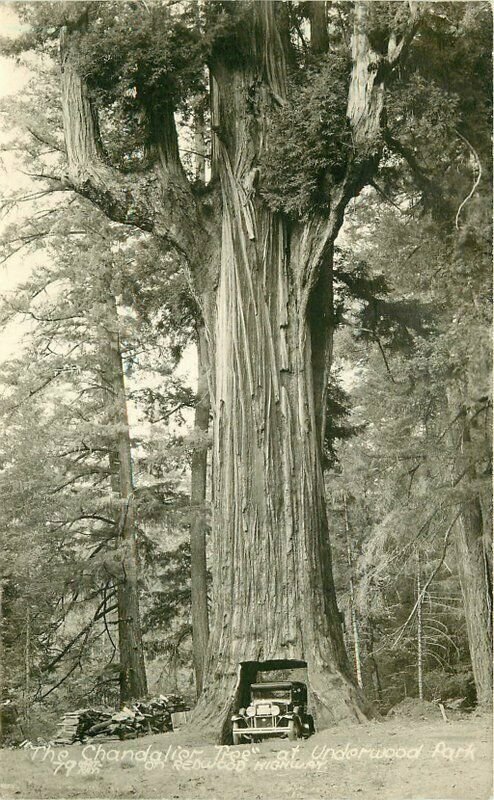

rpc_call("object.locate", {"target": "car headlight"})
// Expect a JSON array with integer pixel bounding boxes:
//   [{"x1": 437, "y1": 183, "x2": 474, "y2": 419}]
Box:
[
  {"x1": 270, "y1": 705, "x2": 280, "y2": 716},
  {"x1": 246, "y1": 706, "x2": 256, "y2": 717}
]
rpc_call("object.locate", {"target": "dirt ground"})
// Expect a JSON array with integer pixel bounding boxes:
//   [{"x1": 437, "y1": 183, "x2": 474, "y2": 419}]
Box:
[{"x1": 0, "y1": 712, "x2": 491, "y2": 800}]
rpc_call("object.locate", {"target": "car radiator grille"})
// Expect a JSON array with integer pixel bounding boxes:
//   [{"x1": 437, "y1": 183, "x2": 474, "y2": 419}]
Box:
[{"x1": 255, "y1": 717, "x2": 273, "y2": 728}]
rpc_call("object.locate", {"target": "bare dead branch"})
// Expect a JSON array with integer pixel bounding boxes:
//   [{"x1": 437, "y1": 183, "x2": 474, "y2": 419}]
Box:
[{"x1": 455, "y1": 130, "x2": 482, "y2": 229}]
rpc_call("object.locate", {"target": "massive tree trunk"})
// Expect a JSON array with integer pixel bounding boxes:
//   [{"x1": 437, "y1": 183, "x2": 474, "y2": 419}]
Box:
[
  {"x1": 447, "y1": 388, "x2": 492, "y2": 707},
  {"x1": 455, "y1": 496, "x2": 492, "y2": 706},
  {"x1": 193, "y1": 4, "x2": 388, "y2": 740},
  {"x1": 101, "y1": 289, "x2": 148, "y2": 704},
  {"x1": 455, "y1": 432, "x2": 492, "y2": 705},
  {"x1": 197, "y1": 208, "x2": 364, "y2": 738},
  {"x1": 190, "y1": 325, "x2": 210, "y2": 696},
  {"x1": 58, "y1": 1, "x2": 420, "y2": 741}
]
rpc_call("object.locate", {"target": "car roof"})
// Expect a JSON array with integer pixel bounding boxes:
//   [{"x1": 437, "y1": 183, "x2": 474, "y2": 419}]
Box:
[{"x1": 251, "y1": 681, "x2": 306, "y2": 690}]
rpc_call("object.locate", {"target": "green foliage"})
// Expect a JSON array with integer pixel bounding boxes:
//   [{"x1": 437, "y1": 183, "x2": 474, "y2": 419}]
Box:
[
  {"x1": 0, "y1": 0, "x2": 491, "y2": 723},
  {"x1": 326, "y1": 34, "x2": 492, "y2": 696},
  {"x1": 323, "y1": 376, "x2": 364, "y2": 472},
  {"x1": 75, "y1": 3, "x2": 203, "y2": 168},
  {"x1": 260, "y1": 54, "x2": 351, "y2": 218},
  {"x1": 0, "y1": 192, "x2": 200, "y2": 719},
  {"x1": 365, "y1": 2, "x2": 418, "y2": 55},
  {"x1": 202, "y1": 0, "x2": 253, "y2": 68},
  {"x1": 403, "y1": 2, "x2": 492, "y2": 139},
  {"x1": 144, "y1": 542, "x2": 192, "y2": 636},
  {"x1": 335, "y1": 250, "x2": 435, "y2": 351},
  {"x1": 327, "y1": 175, "x2": 491, "y2": 706},
  {"x1": 0, "y1": 1, "x2": 205, "y2": 171},
  {"x1": 380, "y1": 3, "x2": 492, "y2": 218},
  {"x1": 0, "y1": 1, "x2": 68, "y2": 58}
]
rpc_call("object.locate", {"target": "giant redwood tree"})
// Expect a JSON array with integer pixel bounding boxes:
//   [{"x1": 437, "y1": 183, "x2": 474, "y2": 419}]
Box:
[{"x1": 10, "y1": 0, "x2": 425, "y2": 740}]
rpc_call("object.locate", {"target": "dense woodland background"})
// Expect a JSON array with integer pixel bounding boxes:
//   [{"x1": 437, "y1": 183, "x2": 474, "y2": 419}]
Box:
[{"x1": 0, "y1": 0, "x2": 491, "y2": 742}]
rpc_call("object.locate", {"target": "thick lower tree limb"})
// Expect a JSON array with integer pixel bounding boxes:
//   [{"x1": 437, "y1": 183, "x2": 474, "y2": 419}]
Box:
[{"x1": 59, "y1": 17, "x2": 210, "y2": 270}]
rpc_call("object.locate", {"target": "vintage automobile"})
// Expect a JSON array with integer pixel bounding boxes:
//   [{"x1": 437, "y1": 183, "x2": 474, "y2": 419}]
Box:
[{"x1": 231, "y1": 681, "x2": 314, "y2": 744}]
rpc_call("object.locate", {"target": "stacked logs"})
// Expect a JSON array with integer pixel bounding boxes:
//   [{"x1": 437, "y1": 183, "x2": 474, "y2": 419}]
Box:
[{"x1": 53, "y1": 695, "x2": 189, "y2": 744}]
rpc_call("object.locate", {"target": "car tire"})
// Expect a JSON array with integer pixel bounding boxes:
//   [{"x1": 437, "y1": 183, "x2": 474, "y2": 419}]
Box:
[
  {"x1": 232, "y1": 723, "x2": 243, "y2": 746},
  {"x1": 287, "y1": 720, "x2": 299, "y2": 741}
]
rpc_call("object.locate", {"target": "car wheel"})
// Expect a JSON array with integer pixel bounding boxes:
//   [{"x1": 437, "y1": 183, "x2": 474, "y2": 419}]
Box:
[
  {"x1": 232, "y1": 723, "x2": 244, "y2": 746},
  {"x1": 287, "y1": 720, "x2": 299, "y2": 741}
]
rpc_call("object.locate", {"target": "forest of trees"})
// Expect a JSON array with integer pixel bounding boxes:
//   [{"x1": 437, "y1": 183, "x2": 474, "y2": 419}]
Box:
[{"x1": 0, "y1": 0, "x2": 491, "y2": 747}]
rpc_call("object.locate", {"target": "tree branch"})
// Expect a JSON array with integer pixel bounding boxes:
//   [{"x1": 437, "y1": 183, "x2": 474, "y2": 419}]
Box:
[
  {"x1": 392, "y1": 511, "x2": 461, "y2": 648},
  {"x1": 303, "y1": 1, "x2": 423, "y2": 290},
  {"x1": 455, "y1": 130, "x2": 482, "y2": 229},
  {"x1": 384, "y1": 131, "x2": 444, "y2": 210},
  {"x1": 26, "y1": 125, "x2": 65, "y2": 153},
  {"x1": 386, "y1": 3, "x2": 421, "y2": 65},
  {"x1": 59, "y1": 21, "x2": 207, "y2": 267}
]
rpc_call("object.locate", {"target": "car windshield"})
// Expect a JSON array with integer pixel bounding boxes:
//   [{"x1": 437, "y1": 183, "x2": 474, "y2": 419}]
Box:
[{"x1": 252, "y1": 688, "x2": 290, "y2": 701}]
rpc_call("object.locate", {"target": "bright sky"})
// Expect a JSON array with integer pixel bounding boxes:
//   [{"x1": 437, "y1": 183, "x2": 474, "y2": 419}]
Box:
[
  {"x1": 0, "y1": 3, "x2": 197, "y2": 432},
  {"x1": 0, "y1": 6, "x2": 35, "y2": 357},
  {"x1": 0, "y1": 5, "x2": 30, "y2": 108}
]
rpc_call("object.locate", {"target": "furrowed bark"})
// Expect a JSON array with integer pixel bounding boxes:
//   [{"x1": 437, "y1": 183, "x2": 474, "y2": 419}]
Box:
[
  {"x1": 195, "y1": 199, "x2": 367, "y2": 740},
  {"x1": 194, "y1": 2, "x2": 367, "y2": 743},
  {"x1": 308, "y1": 1, "x2": 329, "y2": 55},
  {"x1": 55, "y1": 0, "x2": 422, "y2": 739},
  {"x1": 192, "y1": 0, "x2": 206, "y2": 186},
  {"x1": 190, "y1": 325, "x2": 211, "y2": 696},
  {"x1": 189, "y1": 0, "x2": 423, "y2": 743},
  {"x1": 447, "y1": 389, "x2": 493, "y2": 707},
  {"x1": 454, "y1": 409, "x2": 492, "y2": 706},
  {"x1": 101, "y1": 289, "x2": 148, "y2": 704},
  {"x1": 346, "y1": 2, "x2": 386, "y2": 150},
  {"x1": 455, "y1": 500, "x2": 492, "y2": 706},
  {"x1": 347, "y1": 2, "x2": 420, "y2": 151}
]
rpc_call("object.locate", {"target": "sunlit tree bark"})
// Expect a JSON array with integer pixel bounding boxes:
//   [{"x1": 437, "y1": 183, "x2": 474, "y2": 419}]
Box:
[
  {"x1": 101, "y1": 287, "x2": 148, "y2": 703},
  {"x1": 58, "y1": 1, "x2": 420, "y2": 740},
  {"x1": 190, "y1": 325, "x2": 210, "y2": 696}
]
